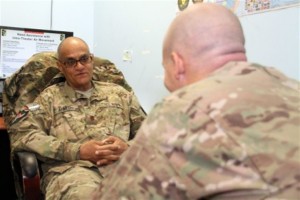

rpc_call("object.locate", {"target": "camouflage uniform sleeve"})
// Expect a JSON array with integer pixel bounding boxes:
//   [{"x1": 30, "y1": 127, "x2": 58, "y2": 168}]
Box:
[
  {"x1": 127, "y1": 92, "x2": 147, "y2": 145},
  {"x1": 94, "y1": 100, "x2": 270, "y2": 199},
  {"x1": 93, "y1": 101, "x2": 206, "y2": 199},
  {"x1": 9, "y1": 92, "x2": 81, "y2": 163},
  {"x1": 93, "y1": 62, "x2": 300, "y2": 199}
]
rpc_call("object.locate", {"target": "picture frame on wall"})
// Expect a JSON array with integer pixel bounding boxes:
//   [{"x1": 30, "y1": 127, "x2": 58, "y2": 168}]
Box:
[
  {"x1": 0, "y1": 26, "x2": 73, "y2": 115},
  {"x1": 0, "y1": 26, "x2": 73, "y2": 79}
]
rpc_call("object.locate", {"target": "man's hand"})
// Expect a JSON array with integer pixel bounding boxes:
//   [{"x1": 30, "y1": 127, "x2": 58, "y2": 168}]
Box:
[
  {"x1": 95, "y1": 136, "x2": 129, "y2": 166},
  {"x1": 79, "y1": 136, "x2": 128, "y2": 166}
]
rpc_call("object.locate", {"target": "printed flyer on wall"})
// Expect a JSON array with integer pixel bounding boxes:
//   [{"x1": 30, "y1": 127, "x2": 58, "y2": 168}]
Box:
[{"x1": 0, "y1": 26, "x2": 73, "y2": 78}]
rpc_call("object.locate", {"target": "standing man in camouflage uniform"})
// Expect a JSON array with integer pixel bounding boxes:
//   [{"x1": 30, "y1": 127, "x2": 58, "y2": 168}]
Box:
[
  {"x1": 9, "y1": 37, "x2": 146, "y2": 199},
  {"x1": 93, "y1": 3, "x2": 300, "y2": 200}
]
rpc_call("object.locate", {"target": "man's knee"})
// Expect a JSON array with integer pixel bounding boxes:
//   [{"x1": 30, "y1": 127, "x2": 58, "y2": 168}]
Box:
[{"x1": 44, "y1": 166, "x2": 102, "y2": 199}]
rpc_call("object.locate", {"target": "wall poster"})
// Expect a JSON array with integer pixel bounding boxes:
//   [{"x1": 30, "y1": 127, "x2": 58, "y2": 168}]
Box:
[
  {"x1": 0, "y1": 26, "x2": 73, "y2": 115},
  {"x1": 178, "y1": 0, "x2": 300, "y2": 16},
  {"x1": 0, "y1": 26, "x2": 73, "y2": 79}
]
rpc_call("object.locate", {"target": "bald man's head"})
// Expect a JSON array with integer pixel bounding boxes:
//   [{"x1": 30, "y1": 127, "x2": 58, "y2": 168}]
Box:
[
  {"x1": 56, "y1": 37, "x2": 94, "y2": 91},
  {"x1": 162, "y1": 3, "x2": 247, "y2": 91},
  {"x1": 165, "y1": 3, "x2": 245, "y2": 59},
  {"x1": 57, "y1": 37, "x2": 90, "y2": 59}
]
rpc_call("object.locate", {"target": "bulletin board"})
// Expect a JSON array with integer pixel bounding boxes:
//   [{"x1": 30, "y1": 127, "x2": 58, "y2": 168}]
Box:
[
  {"x1": 0, "y1": 26, "x2": 73, "y2": 79},
  {"x1": 0, "y1": 26, "x2": 73, "y2": 115}
]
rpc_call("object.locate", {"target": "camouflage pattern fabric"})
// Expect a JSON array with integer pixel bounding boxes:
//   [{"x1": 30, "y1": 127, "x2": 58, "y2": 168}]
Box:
[
  {"x1": 2, "y1": 51, "x2": 145, "y2": 199},
  {"x1": 93, "y1": 62, "x2": 300, "y2": 200},
  {"x1": 45, "y1": 165, "x2": 103, "y2": 200},
  {"x1": 2, "y1": 51, "x2": 134, "y2": 129},
  {"x1": 3, "y1": 52, "x2": 60, "y2": 129},
  {"x1": 9, "y1": 80, "x2": 146, "y2": 199}
]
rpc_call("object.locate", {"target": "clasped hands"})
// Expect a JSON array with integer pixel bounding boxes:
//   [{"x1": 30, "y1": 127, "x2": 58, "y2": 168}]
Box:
[{"x1": 79, "y1": 136, "x2": 128, "y2": 166}]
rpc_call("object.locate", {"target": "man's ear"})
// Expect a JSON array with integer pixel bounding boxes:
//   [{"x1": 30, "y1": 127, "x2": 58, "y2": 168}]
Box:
[
  {"x1": 57, "y1": 61, "x2": 63, "y2": 72},
  {"x1": 171, "y1": 52, "x2": 185, "y2": 80}
]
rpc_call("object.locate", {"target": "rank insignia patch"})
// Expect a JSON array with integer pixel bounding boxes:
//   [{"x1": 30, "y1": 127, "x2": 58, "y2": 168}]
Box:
[
  {"x1": 178, "y1": 0, "x2": 189, "y2": 11},
  {"x1": 192, "y1": 0, "x2": 203, "y2": 3},
  {"x1": 11, "y1": 106, "x2": 30, "y2": 125}
]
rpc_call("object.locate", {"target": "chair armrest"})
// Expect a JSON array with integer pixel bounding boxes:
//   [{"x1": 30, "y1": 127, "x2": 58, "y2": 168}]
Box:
[{"x1": 14, "y1": 152, "x2": 42, "y2": 200}]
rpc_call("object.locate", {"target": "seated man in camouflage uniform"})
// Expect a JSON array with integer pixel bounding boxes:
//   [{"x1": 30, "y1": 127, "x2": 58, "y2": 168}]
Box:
[
  {"x1": 8, "y1": 37, "x2": 146, "y2": 199},
  {"x1": 93, "y1": 3, "x2": 300, "y2": 200}
]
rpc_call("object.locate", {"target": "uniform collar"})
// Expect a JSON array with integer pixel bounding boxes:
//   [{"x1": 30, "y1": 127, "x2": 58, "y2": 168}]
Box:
[{"x1": 63, "y1": 81, "x2": 99, "y2": 102}]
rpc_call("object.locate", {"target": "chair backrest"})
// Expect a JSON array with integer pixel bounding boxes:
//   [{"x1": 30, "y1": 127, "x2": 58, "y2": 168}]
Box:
[{"x1": 2, "y1": 51, "x2": 133, "y2": 129}]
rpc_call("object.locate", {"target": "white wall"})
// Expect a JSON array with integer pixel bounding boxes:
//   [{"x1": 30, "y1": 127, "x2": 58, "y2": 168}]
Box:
[
  {"x1": 0, "y1": 0, "x2": 94, "y2": 50},
  {"x1": 93, "y1": 1, "x2": 300, "y2": 113},
  {"x1": 51, "y1": 0, "x2": 94, "y2": 50},
  {"x1": 93, "y1": 1, "x2": 175, "y2": 112},
  {"x1": 1, "y1": 1, "x2": 299, "y2": 113},
  {"x1": 0, "y1": 1, "x2": 2, "y2": 23},
  {"x1": 0, "y1": 0, "x2": 52, "y2": 29},
  {"x1": 240, "y1": 6, "x2": 300, "y2": 81}
]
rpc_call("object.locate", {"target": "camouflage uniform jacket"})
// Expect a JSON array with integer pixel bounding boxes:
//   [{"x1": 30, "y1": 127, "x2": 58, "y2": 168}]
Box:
[
  {"x1": 9, "y1": 80, "x2": 146, "y2": 177},
  {"x1": 93, "y1": 62, "x2": 300, "y2": 200}
]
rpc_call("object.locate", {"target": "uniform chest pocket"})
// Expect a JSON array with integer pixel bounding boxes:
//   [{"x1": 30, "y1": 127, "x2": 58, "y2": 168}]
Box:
[
  {"x1": 95, "y1": 102, "x2": 128, "y2": 130},
  {"x1": 53, "y1": 106, "x2": 85, "y2": 138},
  {"x1": 96, "y1": 103, "x2": 124, "y2": 120}
]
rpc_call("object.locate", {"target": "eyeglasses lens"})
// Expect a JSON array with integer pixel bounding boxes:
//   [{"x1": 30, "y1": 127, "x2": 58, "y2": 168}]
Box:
[{"x1": 63, "y1": 55, "x2": 92, "y2": 68}]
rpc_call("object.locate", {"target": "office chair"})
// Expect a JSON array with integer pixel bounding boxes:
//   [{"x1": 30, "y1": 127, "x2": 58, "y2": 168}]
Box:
[{"x1": 2, "y1": 51, "x2": 137, "y2": 199}]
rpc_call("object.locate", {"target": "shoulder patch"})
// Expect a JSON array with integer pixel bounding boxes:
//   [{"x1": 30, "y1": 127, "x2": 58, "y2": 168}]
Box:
[{"x1": 11, "y1": 105, "x2": 30, "y2": 125}]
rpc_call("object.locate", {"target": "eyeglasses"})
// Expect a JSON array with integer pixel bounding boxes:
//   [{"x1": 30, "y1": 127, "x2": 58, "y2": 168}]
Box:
[{"x1": 59, "y1": 54, "x2": 93, "y2": 69}]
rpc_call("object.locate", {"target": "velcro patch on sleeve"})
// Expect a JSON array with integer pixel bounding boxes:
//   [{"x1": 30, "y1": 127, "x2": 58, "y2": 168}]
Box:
[{"x1": 11, "y1": 106, "x2": 30, "y2": 125}]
